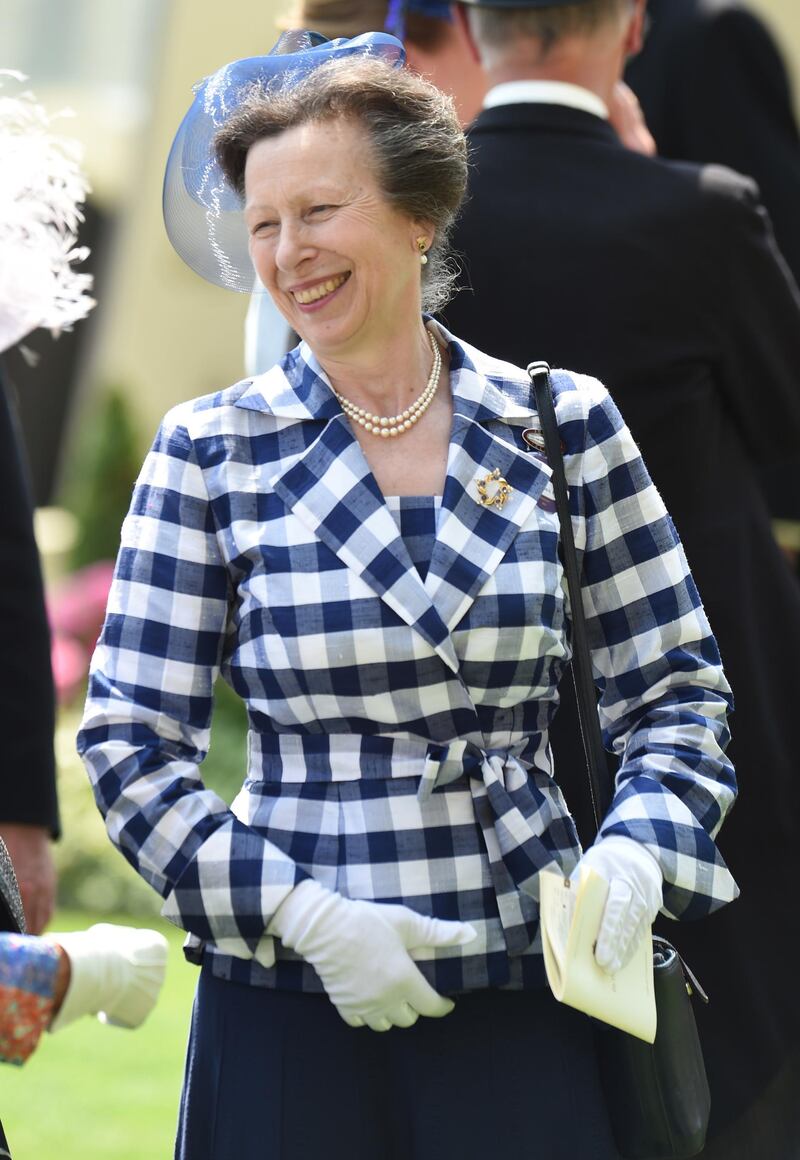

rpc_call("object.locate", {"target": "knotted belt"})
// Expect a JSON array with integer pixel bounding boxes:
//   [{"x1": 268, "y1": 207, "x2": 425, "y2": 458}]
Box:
[{"x1": 417, "y1": 739, "x2": 580, "y2": 956}]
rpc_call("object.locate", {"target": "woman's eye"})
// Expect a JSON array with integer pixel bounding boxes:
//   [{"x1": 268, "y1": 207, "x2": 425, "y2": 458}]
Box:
[
  {"x1": 308, "y1": 204, "x2": 335, "y2": 217},
  {"x1": 252, "y1": 221, "x2": 277, "y2": 236}
]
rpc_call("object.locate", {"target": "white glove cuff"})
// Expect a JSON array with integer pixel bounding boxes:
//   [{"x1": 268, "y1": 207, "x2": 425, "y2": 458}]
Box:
[
  {"x1": 585, "y1": 834, "x2": 663, "y2": 891},
  {"x1": 267, "y1": 878, "x2": 339, "y2": 950}
]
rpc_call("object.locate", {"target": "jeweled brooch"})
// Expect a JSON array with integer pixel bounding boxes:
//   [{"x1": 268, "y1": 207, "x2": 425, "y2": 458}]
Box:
[{"x1": 476, "y1": 467, "x2": 513, "y2": 510}]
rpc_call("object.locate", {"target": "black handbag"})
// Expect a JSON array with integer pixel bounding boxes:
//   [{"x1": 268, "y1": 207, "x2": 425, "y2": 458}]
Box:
[{"x1": 528, "y1": 362, "x2": 711, "y2": 1160}]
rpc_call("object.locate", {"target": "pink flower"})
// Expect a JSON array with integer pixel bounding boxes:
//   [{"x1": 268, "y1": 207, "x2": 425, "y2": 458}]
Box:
[
  {"x1": 46, "y1": 560, "x2": 114, "y2": 703},
  {"x1": 47, "y1": 560, "x2": 114, "y2": 645},
  {"x1": 51, "y1": 633, "x2": 88, "y2": 704}
]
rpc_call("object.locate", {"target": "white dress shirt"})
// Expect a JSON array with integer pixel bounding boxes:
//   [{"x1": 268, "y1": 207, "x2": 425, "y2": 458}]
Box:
[{"x1": 483, "y1": 79, "x2": 609, "y2": 119}]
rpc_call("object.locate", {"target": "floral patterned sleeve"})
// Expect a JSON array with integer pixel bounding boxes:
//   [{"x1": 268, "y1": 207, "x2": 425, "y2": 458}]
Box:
[{"x1": 0, "y1": 934, "x2": 61, "y2": 1065}]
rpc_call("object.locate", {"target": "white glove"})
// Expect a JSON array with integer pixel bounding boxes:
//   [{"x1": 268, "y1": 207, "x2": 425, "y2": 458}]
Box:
[
  {"x1": 578, "y1": 836, "x2": 663, "y2": 975},
  {"x1": 266, "y1": 879, "x2": 476, "y2": 1032},
  {"x1": 45, "y1": 924, "x2": 168, "y2": 1032}
]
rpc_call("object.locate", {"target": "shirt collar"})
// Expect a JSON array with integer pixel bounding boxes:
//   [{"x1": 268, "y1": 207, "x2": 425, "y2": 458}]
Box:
[{"x1": 482, "y1": 80, "x2": 609, "y2": 120}]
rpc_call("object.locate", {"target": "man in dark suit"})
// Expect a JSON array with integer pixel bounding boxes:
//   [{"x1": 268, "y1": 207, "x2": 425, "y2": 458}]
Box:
[
  {"x1": 624, "y1": 0, "x2": 800, "y2": 541},
  {"x1": 0, "y1": 371, "x2": 59, "y2": 936},
  {"x1": 443, "y1": 0, "x2": 800, "y2": 1153}
]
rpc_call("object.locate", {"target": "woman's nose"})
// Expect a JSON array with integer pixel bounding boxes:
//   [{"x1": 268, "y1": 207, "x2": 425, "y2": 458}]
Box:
[{"x1": 275, "y1": 222, "x2": 313, "y2": 272}]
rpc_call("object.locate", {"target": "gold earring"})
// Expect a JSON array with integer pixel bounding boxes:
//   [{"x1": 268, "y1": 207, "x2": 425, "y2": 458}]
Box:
[{"x1": 417, "y1": 237, "x2": 428, "y2": 266}]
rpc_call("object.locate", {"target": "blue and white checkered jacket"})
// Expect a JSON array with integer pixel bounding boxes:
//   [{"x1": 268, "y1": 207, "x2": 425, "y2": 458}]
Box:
[{"x1": 78, "y1": 323, "x2": 738, "y2": 994}]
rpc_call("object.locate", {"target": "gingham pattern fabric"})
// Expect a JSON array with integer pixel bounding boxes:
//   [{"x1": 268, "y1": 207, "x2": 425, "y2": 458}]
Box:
[
  {"x1": 384, "y1": 494, "x2": 439, "y2": 582},
  {"x1": 78, "y1": 322, "x2": 737, "y2": 994}
]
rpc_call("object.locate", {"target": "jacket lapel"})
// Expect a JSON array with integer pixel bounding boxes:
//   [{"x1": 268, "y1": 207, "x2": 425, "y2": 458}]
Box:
[
  {"x1": 426, "y1": 367, "x2": 554, "y2": 632},
  {"x1": 263, "y1": 390, "x2": 462, "y2": 675}
]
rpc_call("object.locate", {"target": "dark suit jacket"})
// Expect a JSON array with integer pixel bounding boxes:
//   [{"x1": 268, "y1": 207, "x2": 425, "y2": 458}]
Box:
[
  {"x1": 443, "y1": 100, "x2": 800, "y2": 1133},
  {"x1": 626, "y1": 0, "x2": 800, "y2": 284},
  {"x1": 0, "y1": 374, "x2": 58, "y2": 836},
  {"x1": 626, "y1": 0, "x2": 800, "y2": 524}
]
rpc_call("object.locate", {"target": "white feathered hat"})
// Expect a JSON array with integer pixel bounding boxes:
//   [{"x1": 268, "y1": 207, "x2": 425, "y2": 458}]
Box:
[{"x1": 0, "y1": 70, "x2": 95, "y2": 354}]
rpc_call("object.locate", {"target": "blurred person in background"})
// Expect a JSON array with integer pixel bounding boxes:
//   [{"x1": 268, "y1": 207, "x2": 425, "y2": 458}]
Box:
[
  {"x1": 279, "y1": 0, "x2": 487, "y2": 122},
  {"x1": 79, "y1": 33, "x2": 740, "y2": 1159},
  {"x1": 624, "y1": 0, "x2": 800, "y2": 565},
  {"x1": 0, "y1": 926, "x2": 169, "y2": 1060},
  {"x1": 626, "y1": 0, "x2": 800, "y2": 284},
  {"x1": 443, "y1": 0, "x2": 800, "y2": 1155},
  {"x1": 0, "y1": 380, "x2": 58, "y2": 936},
  {"x1": 245, "y1": 0, "x2": 486, "y2": 377}
]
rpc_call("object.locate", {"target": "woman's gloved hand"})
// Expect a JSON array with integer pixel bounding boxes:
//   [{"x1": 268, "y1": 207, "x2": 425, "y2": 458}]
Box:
[
  {"x1": 266, "y1": 879, "x2": 476, "y2": 1031},
  {"x1": 578, "y1": 836, "x2": 663, "y2": 975}
]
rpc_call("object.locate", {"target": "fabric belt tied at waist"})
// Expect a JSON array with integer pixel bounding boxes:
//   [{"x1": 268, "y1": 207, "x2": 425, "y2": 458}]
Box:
[{"x1": 418, "y1": 739, "x2": 580, "y2": 956}]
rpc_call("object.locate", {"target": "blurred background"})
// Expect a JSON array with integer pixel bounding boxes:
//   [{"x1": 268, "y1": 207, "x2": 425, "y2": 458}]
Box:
[{"x1": 1, "y1": 0, "x2": 799, "y2": 1154}]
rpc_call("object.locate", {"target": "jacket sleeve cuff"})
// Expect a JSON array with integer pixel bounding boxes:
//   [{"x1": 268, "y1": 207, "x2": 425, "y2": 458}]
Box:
[
  {"x1": 599, "y1": 777, "x2": 739, "y2": 920},
  {"x1": 159, "y1": 815, "x2": 310, "y2": 959}
]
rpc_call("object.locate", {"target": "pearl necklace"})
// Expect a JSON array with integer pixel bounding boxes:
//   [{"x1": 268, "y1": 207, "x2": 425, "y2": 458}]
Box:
[{"x1": 334, "y1": 329, "x2": 441, "y2": 438}]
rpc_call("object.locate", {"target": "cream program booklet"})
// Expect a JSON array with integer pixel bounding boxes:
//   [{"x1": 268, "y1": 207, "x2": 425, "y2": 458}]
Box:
[{"x1": 539, "y1": 867, "x2": 657, "y2": 1043}]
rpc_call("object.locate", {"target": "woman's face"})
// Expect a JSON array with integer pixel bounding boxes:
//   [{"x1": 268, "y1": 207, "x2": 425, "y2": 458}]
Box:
[{"x1": 244, "y1": 117, "x2": 429, "y2": 363}]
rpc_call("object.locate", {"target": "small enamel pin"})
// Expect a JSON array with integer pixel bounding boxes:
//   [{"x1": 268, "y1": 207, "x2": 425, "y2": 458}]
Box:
[
  {"x1": 522, "y1": 426, "x2": 546, "y2": 453},
  {"x1": 522, "y1": 426, "x2": 566, "y2": 455},
  {"x1": 476, "y1": 467, "x2": 513, "y2": 510}
]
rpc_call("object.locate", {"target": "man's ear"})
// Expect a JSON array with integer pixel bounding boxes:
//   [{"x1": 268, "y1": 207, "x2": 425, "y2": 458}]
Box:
[
  {"x1": 453, "y1": 3, "x2": 483, "y2": 65},
  {"x1": 623, "y1": 0, "x2": 647, "y2": 57}
]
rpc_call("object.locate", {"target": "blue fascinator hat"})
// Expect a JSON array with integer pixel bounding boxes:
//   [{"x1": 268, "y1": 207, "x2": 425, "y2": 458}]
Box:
[{"x1": 162, "y1": 29, "x2": 405, "y2": 290}]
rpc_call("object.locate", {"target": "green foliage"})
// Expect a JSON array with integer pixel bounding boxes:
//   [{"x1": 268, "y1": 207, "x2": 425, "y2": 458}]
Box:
[
  {"x1": 55, "y1": 714, "x2": 159, "y2": 915},
  {"x1": 55, "y1": 680, "x2": 249, "y2": 915},
  {"x1": 201, "y1": 678, "x2": 250, "y2": 804},
  {"x1": 62, "y1": 387, "x2": 143, "y2": 570}
]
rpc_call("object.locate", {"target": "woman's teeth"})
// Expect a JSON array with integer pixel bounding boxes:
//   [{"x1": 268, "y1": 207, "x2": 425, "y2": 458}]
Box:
[{"x1": 293, "y1": 274, "x2": 347, "y2": 304}]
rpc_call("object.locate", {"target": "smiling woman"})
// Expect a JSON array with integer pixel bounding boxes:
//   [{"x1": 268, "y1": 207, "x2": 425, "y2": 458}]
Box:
[{"x1": 78, "y1": 29, "x2": 739, "y2": 1160}]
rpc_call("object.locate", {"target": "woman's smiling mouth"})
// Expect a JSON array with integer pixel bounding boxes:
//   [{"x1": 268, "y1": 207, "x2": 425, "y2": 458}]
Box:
[{"x1": 291, "y1": 272, "x2": 350, "y2": 305}]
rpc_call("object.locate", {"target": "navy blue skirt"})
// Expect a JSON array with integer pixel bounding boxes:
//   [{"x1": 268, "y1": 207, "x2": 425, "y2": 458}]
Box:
[{"x1": 175, "y1": 962, "x2": 621, "y2": 1160}]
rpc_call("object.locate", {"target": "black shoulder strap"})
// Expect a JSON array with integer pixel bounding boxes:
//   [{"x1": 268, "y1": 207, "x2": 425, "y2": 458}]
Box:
[{"x1": 527, "y1": 361, "x2": 611, "y2": 835}]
